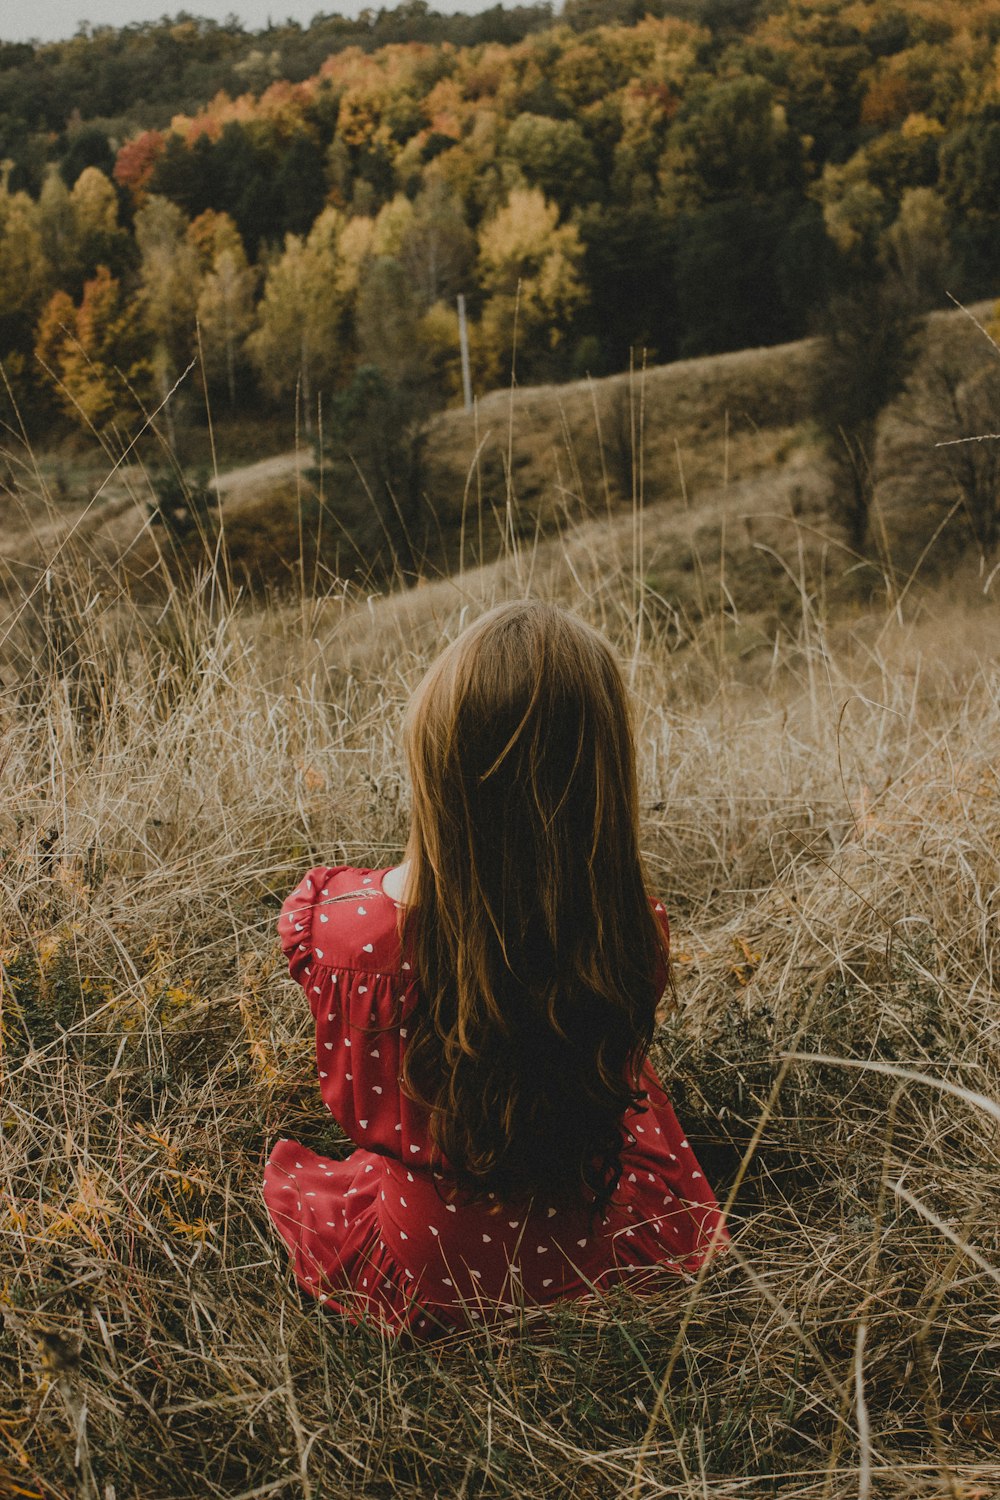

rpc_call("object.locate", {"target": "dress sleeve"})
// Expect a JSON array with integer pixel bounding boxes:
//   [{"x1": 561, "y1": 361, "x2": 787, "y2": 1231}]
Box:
[
  {"x1": 278, "y1": 865, "x2": 346, "y2": 1016},
  {"x1": 317, "y1": 974, "x2": 431, "y2": 1162},
  {"x1": 281, "y1": 872, "x2": 434, "y2": 1163}
]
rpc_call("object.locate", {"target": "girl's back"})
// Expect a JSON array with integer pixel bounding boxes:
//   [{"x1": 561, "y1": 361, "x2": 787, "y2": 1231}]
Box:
[{"x1": 263, "y1": 861, "x2": 728, "y2": 1339}]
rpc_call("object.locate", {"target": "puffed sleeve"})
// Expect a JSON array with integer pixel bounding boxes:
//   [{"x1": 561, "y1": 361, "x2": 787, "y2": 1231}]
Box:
[
  {"x1": 283, "y1": 870, "x2": 434, "y2": 1163},
  {"x1": 278, "y1": 865, "x2": 346, "y2": 1015}
]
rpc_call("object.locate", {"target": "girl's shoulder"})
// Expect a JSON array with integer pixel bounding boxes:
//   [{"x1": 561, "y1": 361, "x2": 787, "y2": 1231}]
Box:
[{"x1": 278, "y1": 865, "x2": 402, "y2": 978}]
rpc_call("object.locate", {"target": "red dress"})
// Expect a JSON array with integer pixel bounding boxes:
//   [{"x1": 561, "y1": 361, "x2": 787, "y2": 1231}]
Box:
[{"x1": 262, "y1": 866, "x2": 729, "y2": 1338}]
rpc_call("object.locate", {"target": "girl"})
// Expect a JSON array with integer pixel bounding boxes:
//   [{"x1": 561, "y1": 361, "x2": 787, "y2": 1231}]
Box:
[{"x1": 263, "y1": 601, "x2": 729, "y2": 1338}]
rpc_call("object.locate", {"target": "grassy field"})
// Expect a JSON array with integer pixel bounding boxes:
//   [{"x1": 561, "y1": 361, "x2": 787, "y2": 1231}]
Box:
[{"x1": 1, "y1": 339, "x2": 998, "y2": 1497}]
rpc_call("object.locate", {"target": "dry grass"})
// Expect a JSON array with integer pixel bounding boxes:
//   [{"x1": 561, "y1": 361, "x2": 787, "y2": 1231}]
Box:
[{"x1": 1, "y1": 385, "x2": 999, "y2": 1500}]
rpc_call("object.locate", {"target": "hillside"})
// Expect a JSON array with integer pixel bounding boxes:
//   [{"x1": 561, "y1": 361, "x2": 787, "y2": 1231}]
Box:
[{"x1": 4, "y1": 294, "x2": 996, "y2": 639}]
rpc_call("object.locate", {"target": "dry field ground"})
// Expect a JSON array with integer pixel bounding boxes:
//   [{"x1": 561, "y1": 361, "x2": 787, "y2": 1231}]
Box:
[{"x1": 0, "y1": 326, "x2": 998, "y2": 1498}]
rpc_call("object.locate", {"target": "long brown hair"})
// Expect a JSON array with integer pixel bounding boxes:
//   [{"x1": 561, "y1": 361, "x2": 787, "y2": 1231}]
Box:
[{"x1": 398, "y1": 601, "x2": 669, "y2": 1220}]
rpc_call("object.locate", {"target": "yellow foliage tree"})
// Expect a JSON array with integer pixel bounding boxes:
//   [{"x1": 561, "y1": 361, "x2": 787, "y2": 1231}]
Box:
[
  {"x1": 372, "y1": 193, "x2": 415, "y2": 259},
  {"x1": 0, "y1": 173, "x2": 50, "y2": 327},
  {"x1": 336, "y1": 214, "x2": 375, "y2": 297},
  {"x1": 36, "y1": 166, "x2": 76, "y2": 287},
  {"x1": 69, "y1": 166, "x2": 128, "y2": 280},
  {"x1": 418, "y1": 298, "x2": 465, "y2": 403},
  {"x1": 186, "y1": 208, "x2": 246, "y2": 271},
  {"x1": 135, "y1": 196, "x2": 201, "y2": 427},
  {"x1": 476, "y1": 186, "x2": 587, "y2": 387},
  {"x1": 196, "y1": 244, "x2": 257, "y2": 405},
  {"x1": 246, "y1": 206, "x2": 348, "y2": 432}
]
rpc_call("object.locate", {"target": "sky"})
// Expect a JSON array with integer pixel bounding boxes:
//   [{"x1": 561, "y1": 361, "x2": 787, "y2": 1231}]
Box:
[{"x1": 2, "y1": 0, "x2": 496, "y2": 45}]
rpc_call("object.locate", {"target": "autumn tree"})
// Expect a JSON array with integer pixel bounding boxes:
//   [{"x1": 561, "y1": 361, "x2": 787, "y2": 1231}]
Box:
[
  {"x1": 35, "y1": 266, "x2": 153, "y2": 433},
  {"x1": 113, "y1": 130, "x2": 167, "y2": 201},
  {"x1": 196, "y1": 242, "x2": 257, "y2": 407},
  {"x1": 0, "y1": 166, "x2": 51, "y2": 412},
  {"x1": 0, "y1": 168, "x2": 50, "y2": 352},
  {"x1": 69, "y1": 167, "x2": 130, "y2": 283},
  {"x1": 246, "y1": 206, "x2": 348, "y2": 432},
  {"x1": 34, "y1": 287, "x2": 77, "y2": 415},
  {"x1": 10, "y1": 0, "x2": 1000, "y2": 445},
  {"x1": 476, "y1": 186, "x2": 587, "y2": 386},
  {"x1": 135, "y1": 196, "x2": 201, "y2": 431},
  {"x1": 186, "y1": 208, "x2": 246, "y2": 267}
]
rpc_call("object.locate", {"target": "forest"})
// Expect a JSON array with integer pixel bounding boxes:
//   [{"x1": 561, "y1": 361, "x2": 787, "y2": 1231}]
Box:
[{"x1": 1, "y1": 0, "x2": 999, "y2": 457}]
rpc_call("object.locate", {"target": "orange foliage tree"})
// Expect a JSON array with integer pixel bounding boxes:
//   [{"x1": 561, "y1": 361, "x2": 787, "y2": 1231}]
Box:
[
  {"x1": 35, "y1": 267, "x2": 154, "y2": 432},
  {"x1": 113, "y1": 131, "x2": 167, "y2": 200}
]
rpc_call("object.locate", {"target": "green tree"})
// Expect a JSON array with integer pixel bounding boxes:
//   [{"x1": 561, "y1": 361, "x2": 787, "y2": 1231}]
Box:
[
  {"x1": 399, "y1": 178, "x2": 474, "y2": 309},
  {"x1": 674, "y1": 196, "x2": 829, "y2": 356},
  {"x1": 810, "y1": 277, "x2": 921, "y2": 554},
  {"x1": 60, "y1": 126, "x2": 116, "y2": 189},
  {"x1": 579, "y1": 201, "x2": 675, "y2": 370},
  {"x1": 881, "y1": 187, "x2": 953, "y2": 311},
  {"x1": 147, "y1": 466, "x2": 220, "y2": 540},
  {"x1": 274, "y1": 131, "x2": 327, "y2": 236},
  {"x1": 503, "y1": 112, "x2": 599, "y2": 213},
  {"x1": 771, "y1": 11, "x2": 869, "y2": 163},
  {"x1": 316, "y1": 250, "x2": 445, "y2": 575},
  {"x1": 356, "y1": 254, "x2": 423, "y2": 386},
  {"x1": 36, "y1": 166, "x2": 76, "y2": 289},
  {"x1": 320, "y1": 363, "x2": 430, "y2": 579},
  {"x1": 659, "y1": 76, "x2": 802, "y2": 212},
  {"x1": 938, "y1": 108, "x2": 1000, "y2": 294}
]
